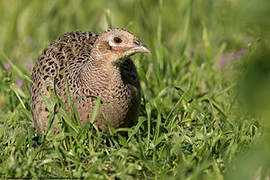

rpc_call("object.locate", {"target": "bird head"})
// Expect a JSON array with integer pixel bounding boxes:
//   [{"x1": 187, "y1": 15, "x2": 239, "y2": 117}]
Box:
[{"x1": 93, "y1": 28, "x2": 150, "y2": 65}]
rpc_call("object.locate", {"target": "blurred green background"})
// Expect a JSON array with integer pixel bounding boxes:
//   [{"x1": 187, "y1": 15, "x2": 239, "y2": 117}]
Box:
[{"x1": 0, "y1": 0, "x2": 270, "y2": 179}]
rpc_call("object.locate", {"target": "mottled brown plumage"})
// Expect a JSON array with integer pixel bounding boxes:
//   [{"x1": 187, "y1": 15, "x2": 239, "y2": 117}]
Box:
[{"x1": 31, "y1": 28, "x2": 150, "y2": 133}]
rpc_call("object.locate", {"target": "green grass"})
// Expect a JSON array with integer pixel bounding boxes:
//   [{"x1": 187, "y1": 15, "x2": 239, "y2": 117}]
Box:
[{"x1": 0, "y1": 0, "x2": 270, "y2": 179}]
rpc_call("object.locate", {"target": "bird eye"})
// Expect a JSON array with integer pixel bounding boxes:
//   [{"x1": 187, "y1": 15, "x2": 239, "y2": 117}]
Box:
[{"x1": 113, "y1": 37, "x2": 122, "y2": 44}]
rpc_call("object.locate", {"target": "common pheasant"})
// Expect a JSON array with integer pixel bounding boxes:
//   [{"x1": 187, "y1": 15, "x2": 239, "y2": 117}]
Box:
[{"x1": 31, "y1": 28, "x2": 150, "y2": 133}]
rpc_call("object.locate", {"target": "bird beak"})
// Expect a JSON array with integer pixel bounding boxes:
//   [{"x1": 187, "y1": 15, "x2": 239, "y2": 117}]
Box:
[
  {"x1": 138, "y1": 44, "x2": 151, "y2": 54},
  {"x1": 133, "y1": 43, "x2": 151, "y2": 54}
]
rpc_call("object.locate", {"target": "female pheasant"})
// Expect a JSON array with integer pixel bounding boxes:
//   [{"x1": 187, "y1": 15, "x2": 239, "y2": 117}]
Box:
[{"x1": 31, "y1": 28, "x2": 150, "y2": 133}]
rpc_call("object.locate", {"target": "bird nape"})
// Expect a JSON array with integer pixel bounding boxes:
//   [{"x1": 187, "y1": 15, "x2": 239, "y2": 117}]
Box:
[{"x1": 31, "y1": 28, "x2": 150, "y2": 134}]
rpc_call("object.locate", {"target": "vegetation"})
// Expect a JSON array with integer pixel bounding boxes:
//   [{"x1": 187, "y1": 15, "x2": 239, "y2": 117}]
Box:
[{"x1": 0, "y1": 0, "x2": 269, "y2": 179}]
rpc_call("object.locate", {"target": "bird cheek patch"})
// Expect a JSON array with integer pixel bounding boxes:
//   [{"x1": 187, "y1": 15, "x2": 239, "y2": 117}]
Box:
[
  {"x1": 112, "y1": 46, "x2": 122, "y2": 51},
  {"x1": 123, "y1": 39, "x2": 128, "y2": 45}
]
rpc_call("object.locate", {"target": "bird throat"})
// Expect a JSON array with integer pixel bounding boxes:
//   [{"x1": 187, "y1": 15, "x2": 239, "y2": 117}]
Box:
[{"x1": 112, "y1": 57, "x2": 129, "y2": 67}]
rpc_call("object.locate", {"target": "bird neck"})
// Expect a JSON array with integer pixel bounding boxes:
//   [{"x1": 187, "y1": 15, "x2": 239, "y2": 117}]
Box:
[{"x1": 79, "y1": 57, "x2": 122, "y2": 94}]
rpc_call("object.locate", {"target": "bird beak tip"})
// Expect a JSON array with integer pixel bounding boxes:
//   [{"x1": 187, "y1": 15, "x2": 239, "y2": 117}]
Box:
[{"x1": 139, "y1": 45, "x2": 151, "y2": 54}]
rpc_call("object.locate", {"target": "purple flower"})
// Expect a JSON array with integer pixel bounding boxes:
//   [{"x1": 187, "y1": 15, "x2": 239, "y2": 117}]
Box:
[
  {"x1": 26, "y1": 63, "x2": 32, "y2": 71},
  {"x1": 219, "y1": 54, "x2": 225, "y2": 68},
  {"x1": 16, "y1": 79, "x2": 24, "y2": 88},
  {"x1": 219, "y1": 49, "x2": 246, "y2": 68},
  {"x1": 4, "y1": 63, "x2": 10, "y2": 70},
  {"x1": 235, "y1": 49, "x2": 246, "y2": 57}
]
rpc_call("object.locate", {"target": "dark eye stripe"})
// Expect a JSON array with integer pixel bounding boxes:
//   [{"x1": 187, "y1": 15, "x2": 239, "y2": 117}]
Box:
[{"x1": 114, "y1": 37, "x2": 122, "y2": 43}]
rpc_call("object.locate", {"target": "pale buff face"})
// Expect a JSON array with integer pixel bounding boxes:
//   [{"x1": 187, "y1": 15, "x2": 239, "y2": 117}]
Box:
[{"x1": 94, "y1": 28, "x2": 150, "y2": 65}]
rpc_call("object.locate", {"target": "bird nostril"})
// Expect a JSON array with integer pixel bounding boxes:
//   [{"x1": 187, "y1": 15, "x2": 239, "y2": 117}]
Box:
[{"x1": 134, "y1": 39, "x2": 141, "y2": 46}]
